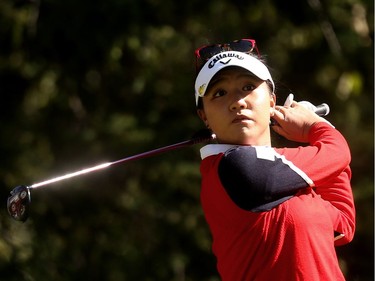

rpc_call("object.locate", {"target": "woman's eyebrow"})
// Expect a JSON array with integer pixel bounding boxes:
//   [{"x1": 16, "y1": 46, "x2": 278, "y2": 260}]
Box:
[
  {"x1": 207, "y1": 77, "x2": 225, "y2": 92},
  {"x1": 207, "y1": 72, "x2": 259, "y2": 93}
]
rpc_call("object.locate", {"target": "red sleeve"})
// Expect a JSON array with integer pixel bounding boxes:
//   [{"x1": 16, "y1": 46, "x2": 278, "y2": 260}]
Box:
[
  {"x1": 316, "y1": 166, "x2": 355, "y2": 245},
  {"x1": 277, "y1": 122, "x2": 350, "y2": 185},
  {"x1": 276, "y1": 122, "x2": 356, "y2": 245}
]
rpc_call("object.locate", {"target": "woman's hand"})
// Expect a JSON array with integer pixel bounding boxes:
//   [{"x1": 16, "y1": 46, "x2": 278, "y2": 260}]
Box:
[{"x1": 271, "y1": 101, "x2": 326, "y2": 143}]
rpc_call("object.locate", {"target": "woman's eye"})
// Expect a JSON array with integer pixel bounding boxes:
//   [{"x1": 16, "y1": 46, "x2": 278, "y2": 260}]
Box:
[
  {"x1": 243, "y1": 84, "x2": 256, "y2": 91},
  {"x1": 213, "y1": 90, "x2": 226, "y2": 98}
]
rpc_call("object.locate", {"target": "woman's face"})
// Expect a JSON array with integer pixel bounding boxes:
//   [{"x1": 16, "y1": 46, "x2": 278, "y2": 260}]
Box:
[{"x1": 197, "y1": 67, "x2": 276, "y2": 145}]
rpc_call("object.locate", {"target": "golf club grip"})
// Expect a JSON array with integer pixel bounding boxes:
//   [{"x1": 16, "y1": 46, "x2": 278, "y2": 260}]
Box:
[
  {"x1": 314, "y1": 103, "x2": 330, "y2": 116},
  {"x1": 298, "y1": 101, "x2": 330, "y2": 116}
]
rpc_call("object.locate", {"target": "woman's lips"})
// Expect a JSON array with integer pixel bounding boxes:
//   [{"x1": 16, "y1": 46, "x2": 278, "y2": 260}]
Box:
[{"x1": 232, "y1": 115, "x2": 251, "y2": 123}]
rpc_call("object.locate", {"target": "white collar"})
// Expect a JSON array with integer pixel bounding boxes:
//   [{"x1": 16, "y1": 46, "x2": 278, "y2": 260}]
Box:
[
  {"x1": 200, "y1": 144, "x2": 238, "y2": 159},
  {"x1": 200, "y1": 144, "x2": 276, "y2": 160}
]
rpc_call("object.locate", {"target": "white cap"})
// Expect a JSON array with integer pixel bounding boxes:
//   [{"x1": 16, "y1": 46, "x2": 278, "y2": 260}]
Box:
[{"x1": 194, "y1": 51, "x2": 275, "y2": 106}]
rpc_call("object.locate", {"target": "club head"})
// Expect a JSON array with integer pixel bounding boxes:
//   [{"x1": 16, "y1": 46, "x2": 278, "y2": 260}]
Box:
[{"x1": 7, "y1": 185, "x2": 31, "y2": 222}]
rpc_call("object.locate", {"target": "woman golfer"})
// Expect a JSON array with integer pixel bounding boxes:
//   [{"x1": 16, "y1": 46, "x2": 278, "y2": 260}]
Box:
[{"x1": 194, "y1": 39, "x2": 355, "y2": 281}]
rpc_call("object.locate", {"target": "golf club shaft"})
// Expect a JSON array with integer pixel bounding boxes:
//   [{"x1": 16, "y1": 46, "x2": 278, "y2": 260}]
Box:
[{"x1": 30, "y1": 131, "x2": 213, "y2": 189}]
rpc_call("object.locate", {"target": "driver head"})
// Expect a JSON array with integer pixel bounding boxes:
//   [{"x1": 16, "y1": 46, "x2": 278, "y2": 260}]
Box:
[{"x1": 7, "y1": 185, "x2": 31, "y2": 222}]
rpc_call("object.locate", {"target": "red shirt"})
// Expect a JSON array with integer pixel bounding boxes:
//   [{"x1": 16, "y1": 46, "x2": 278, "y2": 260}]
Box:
[{"x1": 199, "y1": 122, "x2": 355, "y2": 281}]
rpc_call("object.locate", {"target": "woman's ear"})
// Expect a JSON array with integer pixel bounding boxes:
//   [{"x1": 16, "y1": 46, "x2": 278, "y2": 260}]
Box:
[
  {"x1": 270, "y1": 93, "x2": 276, "y2": 116},
  {"x1": 197, "y1": 109, "x2": 209, "y2": 128}
]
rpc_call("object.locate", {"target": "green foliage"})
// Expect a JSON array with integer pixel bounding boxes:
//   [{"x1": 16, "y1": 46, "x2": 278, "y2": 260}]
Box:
[{"x1": 0, "y1": 0, "x2": 373, "y2": 280}]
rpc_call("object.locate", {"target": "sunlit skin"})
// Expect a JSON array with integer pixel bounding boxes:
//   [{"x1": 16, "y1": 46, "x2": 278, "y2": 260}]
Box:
[{"x1": 197, "y1": 67, "x2": 276, "y2": 145}]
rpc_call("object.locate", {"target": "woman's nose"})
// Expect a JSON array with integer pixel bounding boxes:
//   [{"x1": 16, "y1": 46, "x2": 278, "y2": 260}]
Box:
[{"x1": 230, "y1": 94, "x2": 248, "y2": 110}]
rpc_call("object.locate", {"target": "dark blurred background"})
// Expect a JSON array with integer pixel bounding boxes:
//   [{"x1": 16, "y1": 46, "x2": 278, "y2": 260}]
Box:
[{"x1": 0, "y1": 0, "x2": 373, "y2": 280}]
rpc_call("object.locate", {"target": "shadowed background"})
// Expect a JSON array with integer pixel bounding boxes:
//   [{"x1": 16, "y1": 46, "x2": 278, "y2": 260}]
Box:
[{"x1": 0, "y1": 0, "x2": 373, "y2": 280}]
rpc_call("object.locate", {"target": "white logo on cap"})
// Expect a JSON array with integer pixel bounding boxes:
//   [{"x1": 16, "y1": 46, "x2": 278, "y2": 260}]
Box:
[{"x1": 208, "y1": 52, "x2": 244, "y2": 69}]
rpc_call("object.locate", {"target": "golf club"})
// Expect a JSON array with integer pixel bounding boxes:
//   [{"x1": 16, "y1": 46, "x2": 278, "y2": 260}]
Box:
[
  {"x1": 283, "y1": 94, "x2": 330, "y2": 116},
  {"x1": 7, "y1": 129, "x2": 215, "y2": 222},
  {"x1": 7, "y1": 99, "x2": 330, "y2": 222}
]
